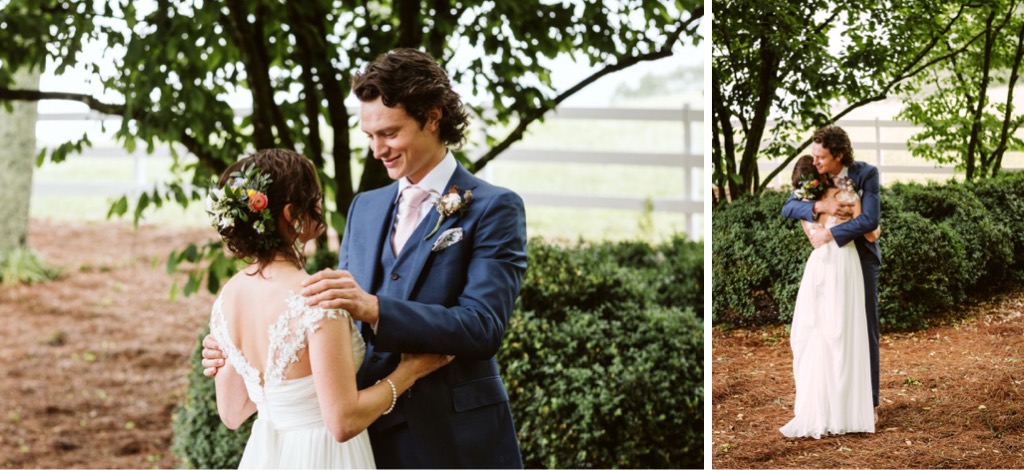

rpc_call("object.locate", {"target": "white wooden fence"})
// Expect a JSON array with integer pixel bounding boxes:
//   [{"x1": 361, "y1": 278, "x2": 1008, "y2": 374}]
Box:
[
  {"x1": 32, "y1": 106, "x2": 703, "y2": 239},
  {"x1": 757, "y1": 118, "x2": 1024, "y2": 189},
  {"x1": 484, "y1": 106, "x2": 703, "y2": 239}
]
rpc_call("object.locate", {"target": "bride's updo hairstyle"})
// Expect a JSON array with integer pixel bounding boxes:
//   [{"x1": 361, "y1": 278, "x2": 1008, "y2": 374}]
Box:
[
  {"x1": 214, "y1": 149, "x2": 325, "y2": 272},
  {"x1": 791, "y1": 154, "x2": 827, "y2": 188}
]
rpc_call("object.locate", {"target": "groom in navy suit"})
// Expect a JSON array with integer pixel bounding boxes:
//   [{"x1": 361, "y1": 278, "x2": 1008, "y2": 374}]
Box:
[
  {"x1": 300, "y1": 49, "x2": 526, "y2": 468},
  {"x1": 782, "y1": 125, "x2": 882, "y2": 410},
  {"x1": 202, "y1": 49, "x2": 526, "y2": 467}
]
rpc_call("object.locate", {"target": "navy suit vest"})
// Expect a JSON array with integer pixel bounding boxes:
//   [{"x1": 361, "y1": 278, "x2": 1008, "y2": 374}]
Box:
[{"x1": 376, "y1": 211, "x2": 434, "y2": 299}]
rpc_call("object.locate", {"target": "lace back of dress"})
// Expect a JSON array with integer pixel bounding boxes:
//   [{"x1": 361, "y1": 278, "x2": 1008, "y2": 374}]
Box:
[
  {"x1": 263, "y1": 293, "x2": 346, "y2": 386},
  {"x1": 209, "y1": 293, "x2": 350, "y2": 396},
  {"x1": 825, "y1": 187, "x2": 861, "y2": 229}
]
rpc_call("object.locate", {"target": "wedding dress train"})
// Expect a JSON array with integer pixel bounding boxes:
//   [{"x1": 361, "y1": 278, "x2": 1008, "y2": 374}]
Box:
[
  {"x1": 210, "y1": 293, "x2": 376, "y2": 468},
  {"x1": 780, "y1": 214, "x2": 875, "y2": 439}
]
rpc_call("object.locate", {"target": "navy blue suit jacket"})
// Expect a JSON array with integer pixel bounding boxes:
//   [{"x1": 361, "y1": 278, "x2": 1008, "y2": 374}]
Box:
[
  {"x1": 339, "y1": 163, "x2": 526, "y2": 468},
  {"x1": 781, "y1": 161, "x2": 881, "y2": 263}
]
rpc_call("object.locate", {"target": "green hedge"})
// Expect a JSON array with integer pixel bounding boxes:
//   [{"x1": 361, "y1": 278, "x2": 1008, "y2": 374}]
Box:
[
  {"x1": 173, "y1": 234, "x2": 704, "y2": 469},
  {"x1": 712, "y1": 170, "x2": 1024, "y2": 331},
  {"x1": 171, "y1": 331, "x2": 253, "y2": 469},
  {"x1": 506, "y1": 236, "x2": 703, "y2": 469}
]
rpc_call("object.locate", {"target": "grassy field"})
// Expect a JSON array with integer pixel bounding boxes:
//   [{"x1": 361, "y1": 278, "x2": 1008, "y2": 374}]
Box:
[{"x1": 30, "y1": 116, "x2": 695, "y2": 243}]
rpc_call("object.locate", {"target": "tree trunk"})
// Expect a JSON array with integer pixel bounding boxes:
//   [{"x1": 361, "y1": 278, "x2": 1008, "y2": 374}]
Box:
[
  {"x1": 712, "y1": 73, "x2": 738, "y2": 204},
  {"x1": 738, "y1": 21, "x2": 779, "y2": 197},
  {"x1": 991, "y1": 8, "x2": 1024, "y2": 177},
  {"x1": 965, "y1": 8, "x2": 999, "y2": 180},
  {"x1": 0, "y1": 67, "x2": 40, "y2": 252}
]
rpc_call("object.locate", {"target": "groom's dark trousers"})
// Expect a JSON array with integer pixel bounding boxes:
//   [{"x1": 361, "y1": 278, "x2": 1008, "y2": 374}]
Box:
[{"x1": 782, "y1": 160, "x2": 882, "y2": 407}]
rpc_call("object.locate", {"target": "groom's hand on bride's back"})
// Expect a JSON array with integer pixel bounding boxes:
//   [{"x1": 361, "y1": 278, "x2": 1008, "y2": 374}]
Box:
[{"x1": 201, "y1": 334, "x2": 226, "y2": 377}]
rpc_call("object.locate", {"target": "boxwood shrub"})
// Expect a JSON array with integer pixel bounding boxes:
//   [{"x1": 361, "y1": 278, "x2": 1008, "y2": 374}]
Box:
[
  {"x1": 171, "y1": 331, "x2": 253, "y2": 469},
  {"x1": 173, "y1": 234, "x2": 704, "y2": 469},
  {"x1": 712, "y1": 170, "x2": 1024, "y2": 332}
]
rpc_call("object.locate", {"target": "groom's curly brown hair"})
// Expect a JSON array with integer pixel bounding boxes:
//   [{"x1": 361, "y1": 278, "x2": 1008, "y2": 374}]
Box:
[
  {"x1": 352, "y1": 48, "x2": 470, "y2": 148},
  {"x1": 813, "y1": 125, "x2": 855, "y2": 166}
]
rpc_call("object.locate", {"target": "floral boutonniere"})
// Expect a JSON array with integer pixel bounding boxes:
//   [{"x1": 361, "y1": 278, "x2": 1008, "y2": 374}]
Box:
[
  {"x1": 425, "y1": 185, "x2": 472, "y2": 239},
  {"x1": 834, "y1": 176, "x2": 856, "y2": 193}
]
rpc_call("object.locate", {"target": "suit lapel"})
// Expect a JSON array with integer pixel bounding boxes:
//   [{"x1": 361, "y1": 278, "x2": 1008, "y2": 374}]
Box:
[
  {"x1": 354, "y1": 184, "x2": 399, "y2": 292},
  {"x1": 396, "y1": 165, "x2": 480, "y2": 300}
]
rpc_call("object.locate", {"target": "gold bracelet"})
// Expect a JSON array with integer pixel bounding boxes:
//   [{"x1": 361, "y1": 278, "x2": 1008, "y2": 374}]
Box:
[{"x1": 376, "y1": 379, "x2": 397, "y2": 415}]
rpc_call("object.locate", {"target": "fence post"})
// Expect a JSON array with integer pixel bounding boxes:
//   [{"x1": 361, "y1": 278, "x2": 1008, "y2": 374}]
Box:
[
  {"x1": 681, "y1": 104, "x2": 691, "y2": 197},
  {"x1": 134, "y1": 151, "x2": 145, "y2": 192}
]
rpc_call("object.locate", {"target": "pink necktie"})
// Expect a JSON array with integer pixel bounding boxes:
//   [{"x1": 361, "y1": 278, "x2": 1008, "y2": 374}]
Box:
[{"x1": 392, "y1": 185, "x2": 431, "y2": 255}]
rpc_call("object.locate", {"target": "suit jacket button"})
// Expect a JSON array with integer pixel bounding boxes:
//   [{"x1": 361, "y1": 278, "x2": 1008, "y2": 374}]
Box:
[
  {"x1": 371, "y1": 355, "x2": 381, "y2": 363},
  {"x1": 390, "y1": 273, "x2": 400, "y2": 280}
]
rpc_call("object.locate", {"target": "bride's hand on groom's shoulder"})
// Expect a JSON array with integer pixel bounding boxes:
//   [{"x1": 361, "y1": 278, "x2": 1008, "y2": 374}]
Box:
[
  {"x1": 301, "y1": 269, "x2": 380, "y2": 325},
  {"x1": 201, "y1": 334, "x2": 225, "y2": 377}
]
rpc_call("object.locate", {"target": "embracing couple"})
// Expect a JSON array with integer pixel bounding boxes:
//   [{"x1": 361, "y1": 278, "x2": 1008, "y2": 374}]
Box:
[
  {"x1": 199, "y1": 48, "x2": 527, "y2": 468},
  {"x1": 779, "y1": 125, "x2": 882, "y2": 439}
]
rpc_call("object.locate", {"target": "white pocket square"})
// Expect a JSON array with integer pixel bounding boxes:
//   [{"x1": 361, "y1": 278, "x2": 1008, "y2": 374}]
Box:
[{"x1": 431, "y1": 228, "x2": 463, "y2": 252}]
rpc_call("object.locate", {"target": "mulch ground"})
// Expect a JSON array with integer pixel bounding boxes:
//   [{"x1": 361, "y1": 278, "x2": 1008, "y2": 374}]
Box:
[
  {"x1": 0, "y1": 219, "x2": 217, "y2": 468},
  {"x1": 712, "y1": 287, "x2": 1024, "y2": 469}
]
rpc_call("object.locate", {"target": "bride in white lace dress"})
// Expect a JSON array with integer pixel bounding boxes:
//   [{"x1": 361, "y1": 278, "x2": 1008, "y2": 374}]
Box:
[
  {"x1": 780, "y1": 156, "x2": 879, "y2": 439},
  {"x1": 204, "y1": 149, "x2": 452, "y2": 468}
]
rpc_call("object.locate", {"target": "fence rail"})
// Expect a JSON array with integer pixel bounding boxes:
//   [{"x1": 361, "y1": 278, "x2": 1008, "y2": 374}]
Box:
[
  {"x1": 756, "y1": 118, "x2": 1024, "y2": 189},
  {"x1": 32, "y1": 106, "x2": 702, "y2": 238}
]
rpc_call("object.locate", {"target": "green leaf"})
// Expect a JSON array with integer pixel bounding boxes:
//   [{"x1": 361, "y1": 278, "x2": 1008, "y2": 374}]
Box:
[
  {"x1": 166, "y1": 250, "x2": 179, "y2": 275},
  {"x1": 329, "y1": 211, "x2": 347, "y2": 238},
  {"x1": 181, "y1": 243, "x2": 199, "y2": 263},
  {"x1": 183, "y1": 274, "x2": 200, "y2": 297},
  {"x1": 107, "y1": 196, "x2": 129, "y2": 219},
  {"x1": 133, "y1": 192, "x2": 150, "y2": 226}
]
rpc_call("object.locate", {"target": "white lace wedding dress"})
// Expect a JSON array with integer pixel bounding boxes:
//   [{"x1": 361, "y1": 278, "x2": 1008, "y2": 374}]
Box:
[
  {"x1": 209, "y1": 292, "x2": 376, "y2": 468},
  {"x1": 780, "y1": 196, "x2": 875, "y2": 439}
]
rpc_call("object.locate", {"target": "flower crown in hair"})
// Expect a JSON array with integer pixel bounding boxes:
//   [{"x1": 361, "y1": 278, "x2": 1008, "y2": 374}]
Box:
[
  {"x1": 793, "y1": 175, "x2": 827, "y2": 201},
  {"x1": 206, "y1": 163, "x2": 278, "y2": 249}
]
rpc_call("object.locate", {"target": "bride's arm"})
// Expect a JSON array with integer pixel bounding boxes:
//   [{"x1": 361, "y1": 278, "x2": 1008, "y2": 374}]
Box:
[
  {"x1": 214, "y1": 362, "x2": 256, "y2": 429},
  {"x1": 309, "y1": 317, "x2": 451, "y2": 442}
]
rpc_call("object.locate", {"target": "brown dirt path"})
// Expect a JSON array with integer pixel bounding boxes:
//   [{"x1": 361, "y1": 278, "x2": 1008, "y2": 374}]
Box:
[
  {"x1": 0, "y1": 219, "x2": 216, "y2": 468},
  {"x1": 713, "y1": 287, "x2": 1024, "y2": 468}
]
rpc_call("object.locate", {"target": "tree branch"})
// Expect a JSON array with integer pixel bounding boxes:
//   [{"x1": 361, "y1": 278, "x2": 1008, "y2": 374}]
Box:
[
  {"x1": 0, "y1": 89, "x2": 124, "y2": 114},
  {"x1": 0, "y1": 87, "x2": 224, "y2": 173},
  {"x1": 756, "y1": 4, "x2": 983, "y2": 190},
  {"x1": 469, "y1": 6, "x2": 703, "y2": 173}
]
